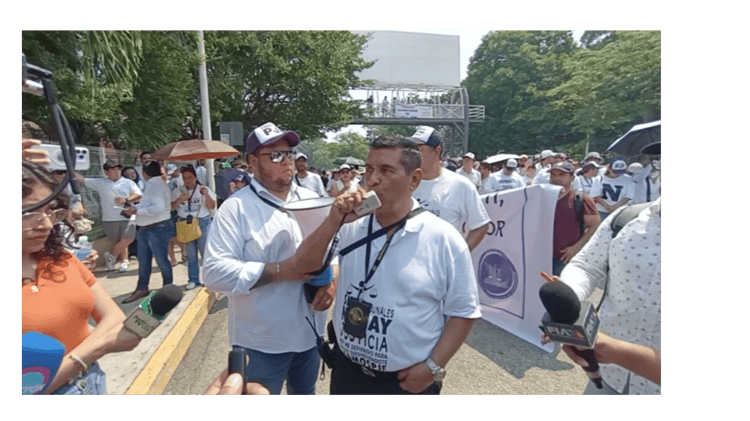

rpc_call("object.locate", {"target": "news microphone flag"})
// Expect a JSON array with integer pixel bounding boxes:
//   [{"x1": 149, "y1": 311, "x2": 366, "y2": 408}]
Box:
[
  {"x1": 22, "y1": 332, "x2": 66, "y2": 395},
  {"x1": 123, "y1": 284, "x2": 183, "y2": 338},
  {"x1": 539, "y1": 281, "x2": 603, "y2": 388}
]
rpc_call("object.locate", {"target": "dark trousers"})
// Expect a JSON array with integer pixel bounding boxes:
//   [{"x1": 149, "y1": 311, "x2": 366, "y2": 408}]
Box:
[{"x1": 329, "y1": 346, "x2": 441, "y2": 395}]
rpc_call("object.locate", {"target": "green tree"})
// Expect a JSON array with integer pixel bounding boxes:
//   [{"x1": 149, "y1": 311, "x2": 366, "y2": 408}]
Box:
[
  {"x1": 115, "y1": 31, "x2": 201, "y2": 151},
  {"x1": 540, "y1": 31, "x2": 660, "y2": 143},
  {"x1": 463, "y1": 31, "x2": 579, "y2": 156},
  {"x1": 22, "y1": 31, "x2": 144, "y2": 144},
  {"x1": 203, "y1": 31, "x2": 372, "y2": 141}
]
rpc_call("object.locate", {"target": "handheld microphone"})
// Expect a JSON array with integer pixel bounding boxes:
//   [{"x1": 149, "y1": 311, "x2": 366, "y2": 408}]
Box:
[
  {"x1": 22, "y1": 332, "x2": 66, "y2": 395},
  {"x1": 539, "y1": 282, "x2": 603, "y2": 389},
  {"x1": 123, "y1": 284, "x2": 184, "y2": 338}
]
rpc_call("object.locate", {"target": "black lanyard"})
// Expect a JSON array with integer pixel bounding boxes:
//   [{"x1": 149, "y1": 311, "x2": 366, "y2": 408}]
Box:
[
  {"x1": 248, "y1": 179, "x2": 300, "y2": 210},
  {"x1": 342, "y1": 208, "x2": 425, "y2": 301},
  {"x1": 187, "y1": 186, "x2": 198, "y2": 213}
]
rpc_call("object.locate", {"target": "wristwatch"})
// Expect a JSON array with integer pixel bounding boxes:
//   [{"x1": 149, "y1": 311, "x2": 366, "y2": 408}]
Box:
[{"x1": 425, "y1": 357, "x2": 446, "y2": 381}]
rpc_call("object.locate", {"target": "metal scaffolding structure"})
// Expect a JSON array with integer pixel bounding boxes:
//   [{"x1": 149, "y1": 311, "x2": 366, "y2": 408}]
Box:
[{"x1": 350, "y1": 83, "x2": 485, "y2": 158}]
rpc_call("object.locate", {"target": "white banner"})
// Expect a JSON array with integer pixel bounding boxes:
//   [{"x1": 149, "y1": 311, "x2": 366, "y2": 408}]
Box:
[
  {"x1": 395, "y1": 104, "x2": 433, "y2": 118},
  {"x1": 466, "y1": 184, "x2": 561, "y2": 353}
]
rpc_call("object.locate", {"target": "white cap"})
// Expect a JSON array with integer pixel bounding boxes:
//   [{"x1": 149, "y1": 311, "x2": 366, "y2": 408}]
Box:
[
  {"x1": 540, "y1": 150, "x2": 554, "y2": 159},
  {"x1": 627, "y1": 162, "x2": 644, "y2": 174},
  {"x1": 166, "y1": 164, "x2": 177, "y2": 173},
  {"x1": 339, "y1": 164, "x2": 351, "y2": 170},
  {"x1": 463, "y1": 152, "x2": 475, "y2": 160},
  {"x1": 296, "y1": 152, "x2": 307, "y2": 160},
  {"x1": 506, "y1": 158, "x2": 518, "y2": 168}
]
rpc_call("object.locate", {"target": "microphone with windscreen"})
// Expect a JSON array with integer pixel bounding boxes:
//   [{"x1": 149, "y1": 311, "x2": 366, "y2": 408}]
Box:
[
  {"x1": 539, "y1": 281, "x2": 603, "y2": 389},
  {"x1": 123, "y1": 284, "x2": 184, "y2": 338}
]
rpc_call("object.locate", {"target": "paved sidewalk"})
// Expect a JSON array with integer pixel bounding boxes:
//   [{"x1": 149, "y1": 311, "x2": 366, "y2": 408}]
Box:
[{"x1": 90, "y1": 238, "x2": 206, "y2": 395}]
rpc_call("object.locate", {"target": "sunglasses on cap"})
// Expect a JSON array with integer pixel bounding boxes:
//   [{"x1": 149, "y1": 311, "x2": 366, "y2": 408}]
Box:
[{"x1": 256, "y1": 150, "x2": 296, "y2": 163}]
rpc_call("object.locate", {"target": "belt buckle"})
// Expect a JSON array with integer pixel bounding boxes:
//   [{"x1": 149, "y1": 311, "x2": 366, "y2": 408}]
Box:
[{"x1": 361, "y1": 366, "x2": 376, "y2": 378}]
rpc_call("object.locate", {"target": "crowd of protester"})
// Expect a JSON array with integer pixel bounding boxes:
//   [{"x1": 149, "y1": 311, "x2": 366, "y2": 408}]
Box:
[{"x1": 22, "y1": 122, "x2": 661, "y2": 395}]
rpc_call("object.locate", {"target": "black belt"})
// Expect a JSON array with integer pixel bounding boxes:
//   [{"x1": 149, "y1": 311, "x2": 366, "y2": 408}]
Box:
[
  {"x1": 139, "y1": 219, "x2": 169, "y2": 230},
  {"x1": 334, "y1": 345, "x2": 399, "y2": 381}
]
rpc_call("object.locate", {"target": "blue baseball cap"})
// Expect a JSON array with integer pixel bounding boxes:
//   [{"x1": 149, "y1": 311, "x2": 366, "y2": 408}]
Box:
[
  {"x1": 245, "y1": 122, "x2": 300, "y2": 155},
  {"x1": 408, "y1": 126, "x2": 443, "y2": 147},
  {"x1": 610, "y1": 158, "x2": 627, "y2": 174}
]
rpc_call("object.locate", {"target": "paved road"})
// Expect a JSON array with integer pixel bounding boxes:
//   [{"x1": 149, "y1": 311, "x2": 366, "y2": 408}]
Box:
[{"x1": 164, "y1": 293, "x2": 595, "y2": 395}]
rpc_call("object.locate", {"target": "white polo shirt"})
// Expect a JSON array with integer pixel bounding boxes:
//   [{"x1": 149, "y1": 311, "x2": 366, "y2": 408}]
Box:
[
  {"x1": 202, "y1": 177, "x2": 325, "y2": 353},
  {"x1": 84, "y1": 176, "x2": 142, "y2": 222},
  {"x1": 412, "y1": 168, "x2": 490, "y2": 234},
  {"x1": 333, "y1": 198, "x2": 482, "y2": 372}
]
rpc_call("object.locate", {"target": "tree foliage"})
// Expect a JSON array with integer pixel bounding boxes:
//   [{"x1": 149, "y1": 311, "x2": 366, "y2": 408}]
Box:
[
  {"x1": 22, "y1": 31, "x2": 144, "y2": 143},
  {"x1": 22, "y1": 30, "x2": 371, "y2": 151},
  {"x1": 203, "y1": 31, "x2": 372, "y2": 142},
  {"x1": 540, "y1": 31, "x2": 661, "y2": 140},
  {"x1": 463, "y1": 31, "x2": 578, "y2": 157},
  {"x1": 464, "y1": 30, "x2": 660, "y2": 157},
  {"x1": 297, "y1": 131, "x2": 370, "y2": 170}
]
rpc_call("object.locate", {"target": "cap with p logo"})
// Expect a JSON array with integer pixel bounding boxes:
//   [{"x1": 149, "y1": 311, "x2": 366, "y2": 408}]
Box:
[{"x1": 245, "y1": 122, "x2": 300, "y2": 154}]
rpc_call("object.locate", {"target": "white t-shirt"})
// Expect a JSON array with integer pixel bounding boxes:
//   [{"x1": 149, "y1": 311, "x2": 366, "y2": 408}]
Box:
[
  {"x1": 532, "y1": 167, "x2": 551, "y2": 185},
  {"x1": 456, "y1": 167, "x2": 481, "y2": 188},
  {"x1": 172, "y1": 184, "x2": 217, "y2": 219},
  {"x1": 589, "y1": 174, "x2": 634, "y2": 213},
  {"x1": 577, "y1": 174, "x2": 600, "y2": 196},
  {"x1": 490, "y1": 170, "x2": 525, "y2": 191},
  {"x1": 412, "y1": 169, "x2": 491, "y2": 234},
  {"x1": 479, "y1": 175, "x2": 499, "y2": 195},
  {"x1": 294, "y1": 172, "x2": 328, "y2": 197},
  {"x1": 333, "y1": 199, "x2": 482, "y2": 372},
  {"x1": 84, "y1": 176, "x2": 142, "y2": 221}
]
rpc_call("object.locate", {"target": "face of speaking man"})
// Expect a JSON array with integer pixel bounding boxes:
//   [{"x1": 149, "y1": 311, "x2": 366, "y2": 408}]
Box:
[{"x1": 364, "y1": 147, "x2": 422, "y2": 212}]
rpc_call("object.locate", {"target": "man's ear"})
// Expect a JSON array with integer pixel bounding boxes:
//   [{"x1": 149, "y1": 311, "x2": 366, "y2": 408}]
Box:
[{"x1": 409, "y1": 168, "x2": 423, "y2": 192}]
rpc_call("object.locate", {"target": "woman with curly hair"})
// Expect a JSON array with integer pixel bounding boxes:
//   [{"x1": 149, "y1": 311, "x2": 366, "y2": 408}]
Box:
[{"x1": 22, "y1": 161, "x2": 141, "y2": 394}]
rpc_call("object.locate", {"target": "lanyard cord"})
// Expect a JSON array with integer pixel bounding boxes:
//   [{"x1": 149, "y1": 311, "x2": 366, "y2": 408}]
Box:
[
  {"x1": 349, "y1": 207, "x2": 426, "y2": 301},
  {"x1": 248, "y1": 179, "x2": 300, "y2": 209}
]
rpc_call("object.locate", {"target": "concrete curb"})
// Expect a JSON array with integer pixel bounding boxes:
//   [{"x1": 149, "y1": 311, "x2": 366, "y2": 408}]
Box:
[{"x1": 124, "y1": 287, "x2": 216, "y2": 395}]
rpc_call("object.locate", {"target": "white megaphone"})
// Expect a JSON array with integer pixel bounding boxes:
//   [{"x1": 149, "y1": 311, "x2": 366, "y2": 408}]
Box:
[{"x1": 282, "y1": 197, "x2": 336, "y2": 238}]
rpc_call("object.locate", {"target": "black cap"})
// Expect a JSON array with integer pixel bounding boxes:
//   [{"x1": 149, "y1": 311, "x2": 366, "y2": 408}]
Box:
[
  {"x1": 640, "y1": 142, "x2": 661, "y2": 155},
  {"x1": 103, "y1": 160, "x2": 122, "y2": 170}
]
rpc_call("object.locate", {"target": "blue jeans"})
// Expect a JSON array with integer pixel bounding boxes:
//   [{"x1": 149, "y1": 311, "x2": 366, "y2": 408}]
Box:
[
  {"x1": 552, "y1": 257, "x2": 566, "y2": 277},
  {"x1": 184, "y1": 216, "x2": 212, "y2": 284},
  {"x1": 52, "y1": 362, "x2": 108, "y2": 395},
  {"x1": 232, "y1": 345, "x2": 320, "y2": 395},
  {"x1": 136, "y1": 219, "x2": 174, "y2": 291}
]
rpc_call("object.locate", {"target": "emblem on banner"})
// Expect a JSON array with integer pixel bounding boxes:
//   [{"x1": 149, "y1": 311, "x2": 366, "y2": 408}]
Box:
[{"x1": 478, "y1": 249, "x2": 518, "y2": 300}]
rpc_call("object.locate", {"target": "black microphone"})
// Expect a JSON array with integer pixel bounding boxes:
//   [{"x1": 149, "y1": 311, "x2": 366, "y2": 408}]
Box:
[
  {"x1": 539, "y1": 282, "x2": 603, "y2": 389},
  {"x1": 123, "y1": 284, "x2": 184, "y2": 338}
]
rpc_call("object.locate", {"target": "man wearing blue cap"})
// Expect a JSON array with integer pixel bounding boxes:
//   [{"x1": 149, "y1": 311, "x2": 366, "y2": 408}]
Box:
[
  {"x1": 202, "y1": 122, "x2": 336, "y2": 395},
  {"x1": 589, "y1": 158, "x2": 634, "y2": 220}
]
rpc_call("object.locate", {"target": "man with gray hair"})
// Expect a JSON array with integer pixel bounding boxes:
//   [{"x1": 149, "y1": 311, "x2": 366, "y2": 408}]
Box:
[{"x1": 292, "y1": 135, "x2": 481, "y2": 394}]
